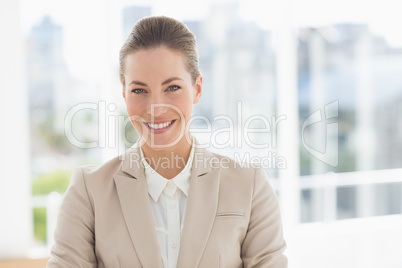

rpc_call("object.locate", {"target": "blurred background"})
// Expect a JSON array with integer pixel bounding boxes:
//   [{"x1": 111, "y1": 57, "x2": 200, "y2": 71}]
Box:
[{"x1": 1, "y1": 0, "x2": 402, "y2": 267}]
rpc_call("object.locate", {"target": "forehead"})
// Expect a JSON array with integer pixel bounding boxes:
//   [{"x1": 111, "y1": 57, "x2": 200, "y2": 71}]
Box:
[{"x1": 124, "y1": 47, "x2": 190, "y2": 83}]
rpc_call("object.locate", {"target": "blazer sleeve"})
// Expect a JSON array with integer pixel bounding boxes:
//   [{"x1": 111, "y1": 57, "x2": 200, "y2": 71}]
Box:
[
  {"x1": 47, "y1": 167, "x2": 97, "y2": 268},
  {"x1": 241, "y1": 166, "x2": 288, "y2": 268}
]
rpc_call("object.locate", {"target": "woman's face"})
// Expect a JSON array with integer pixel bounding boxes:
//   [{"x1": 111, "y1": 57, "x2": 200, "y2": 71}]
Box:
[{"x1": 122, "y1": 46, "x2": 202, "y2": 149}]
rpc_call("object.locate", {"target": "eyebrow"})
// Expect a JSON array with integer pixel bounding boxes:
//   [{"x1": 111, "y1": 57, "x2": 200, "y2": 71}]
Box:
[{"x1": 128, "y1": 77, "x2": 183, "y2": 87}]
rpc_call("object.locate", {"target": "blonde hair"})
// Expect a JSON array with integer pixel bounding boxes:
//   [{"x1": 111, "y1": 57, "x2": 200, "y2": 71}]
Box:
[{"x1": 119, "y1": 16, "x2": 200, "y2": 85}]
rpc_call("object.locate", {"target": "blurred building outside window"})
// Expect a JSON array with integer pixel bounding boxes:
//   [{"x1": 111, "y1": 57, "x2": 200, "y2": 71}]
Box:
[{"x1": 1, "y1": 0, "x2": 401, "y2": 267}]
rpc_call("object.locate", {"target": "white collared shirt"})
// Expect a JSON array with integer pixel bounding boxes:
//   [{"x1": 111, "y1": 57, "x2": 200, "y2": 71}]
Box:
[{"x1": 139, "y1": 138, "x2": 195, "y2": 268}]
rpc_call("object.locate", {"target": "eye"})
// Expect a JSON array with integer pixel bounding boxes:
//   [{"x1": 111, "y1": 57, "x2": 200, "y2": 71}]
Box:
[
  {"x1": 131, "y1": 88, "x2": 146, "y2": 94},
  {"x1": 166, "y1": 85, "x2": 181, "y2": 92}
]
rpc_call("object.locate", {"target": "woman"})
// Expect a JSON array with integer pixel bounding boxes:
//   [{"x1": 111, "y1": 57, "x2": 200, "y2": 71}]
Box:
[{"x1": 48, "y1": 16, "x2": 287, "y2": 268}]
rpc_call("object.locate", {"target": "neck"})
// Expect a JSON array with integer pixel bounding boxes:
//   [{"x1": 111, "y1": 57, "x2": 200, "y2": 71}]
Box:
[{"x1": 140, "y1": 134, "x2": 193, "y2": 175}]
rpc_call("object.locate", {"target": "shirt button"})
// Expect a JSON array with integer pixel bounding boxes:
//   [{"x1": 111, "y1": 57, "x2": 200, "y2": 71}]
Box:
[
  {"x1": 171, "y1": 243, "x2": 177, "y2": 249},
  {"x1": 169, "y1": 203, "x2": 176, "y2": 209},
  {"x1": 167, "y1": 181, "x2": 174, "y2": 188}
]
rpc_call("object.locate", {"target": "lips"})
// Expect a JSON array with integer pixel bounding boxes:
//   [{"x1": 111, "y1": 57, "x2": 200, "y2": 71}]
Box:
[
  {"x1": 146, "y1": 120, "x2": 174, "y2": 129},
  {"x1": 143, "y1": 119, "x2": 176, "y2": 133}
]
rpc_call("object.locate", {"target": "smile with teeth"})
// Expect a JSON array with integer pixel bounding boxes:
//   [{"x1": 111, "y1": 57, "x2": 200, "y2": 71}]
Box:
[{"x1": 146, "y1": 120, "x2": 175, "y2": 130}]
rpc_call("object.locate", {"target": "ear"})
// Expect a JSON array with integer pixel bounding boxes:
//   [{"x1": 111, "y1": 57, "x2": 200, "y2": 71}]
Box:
[
  {"x1": 122, "y1": 84, "x2": 126, "y2": 101},
  {"x1": 193, "y1": 74, "x2": 202, "y2": 104}
]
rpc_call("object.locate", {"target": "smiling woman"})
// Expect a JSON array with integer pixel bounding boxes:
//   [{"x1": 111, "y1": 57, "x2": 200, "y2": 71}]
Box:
[
  {"x1": 122, "y1": 47, "x2": 202, "y2": 162},
  {"x1": 47, "y1": 16, "x2": 287, "y2": 268}
]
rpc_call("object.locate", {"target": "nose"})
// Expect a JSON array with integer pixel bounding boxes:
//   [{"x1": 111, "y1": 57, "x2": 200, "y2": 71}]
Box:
[{"x1": 146, "y1": 95, "x2": 169, "y2": 118}]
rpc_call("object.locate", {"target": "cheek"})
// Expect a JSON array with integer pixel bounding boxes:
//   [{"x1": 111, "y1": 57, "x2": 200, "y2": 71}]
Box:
[
  {"x1": 125, "y1": 97, "x2": 144, "y2": 116},
  {"x1": 126, "y1": 104, "x2": 137, "y2": 116},
  {"x1": 125, "y1": 99, "x2": 147, "y2": 132},
  {"x1": 125, "y1": 92, "x2": 194, "y2": 120},
  {"x1": 171, "y1": 93, "x2": 194, "y2": 117}
]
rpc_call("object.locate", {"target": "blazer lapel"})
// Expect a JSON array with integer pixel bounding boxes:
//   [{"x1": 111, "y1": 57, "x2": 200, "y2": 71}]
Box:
[
  {"x1": 113, "y1": 145, "x2": 164, "y2": 268},
  {"x1": 177, "y1": 143, "x2": 221, "y2": 268}
]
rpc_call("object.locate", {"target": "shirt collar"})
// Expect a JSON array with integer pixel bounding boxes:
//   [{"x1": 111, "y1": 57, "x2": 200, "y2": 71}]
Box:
[{"x1": 140, "y1": 136, "x2": 195, "y2": 202}]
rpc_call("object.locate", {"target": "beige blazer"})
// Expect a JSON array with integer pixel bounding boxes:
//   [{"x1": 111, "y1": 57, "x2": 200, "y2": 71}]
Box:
[{"x1": 47, "y1": 138, "x2": 287, "y2": 268}]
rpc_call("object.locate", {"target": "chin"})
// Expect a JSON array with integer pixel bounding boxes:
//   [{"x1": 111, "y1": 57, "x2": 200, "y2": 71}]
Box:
[{"x1": 143, "y1": 135, "x2": 181, "y2": 150}]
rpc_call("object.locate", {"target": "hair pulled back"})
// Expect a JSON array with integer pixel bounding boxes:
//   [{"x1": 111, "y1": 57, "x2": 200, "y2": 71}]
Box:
[{"x1": 119, "y1": 16, "x2": 200, "y2": 85}]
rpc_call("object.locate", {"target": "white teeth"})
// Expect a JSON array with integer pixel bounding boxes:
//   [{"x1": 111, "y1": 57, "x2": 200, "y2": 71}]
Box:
[{"x1": 147, "y1": 120, "x2": 173, "y2": 129}]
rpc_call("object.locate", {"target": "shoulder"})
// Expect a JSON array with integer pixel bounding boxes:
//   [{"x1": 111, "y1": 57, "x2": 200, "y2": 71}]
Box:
[
  {"x1": 202, "y1": 149, "x2": 270, "y2": 191},
  {"x1": 74, "y1": 155, "x2": 122, "y2": 179},
  {"x1": 204, "y1": 150, "x2": 280, "y2": 223},
  {"x1": 69, "y1": 152, "x2": 129, "y2": 193},
  {"x1": 208, "y1": 150, "x2": 266, "y2": 178}
]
